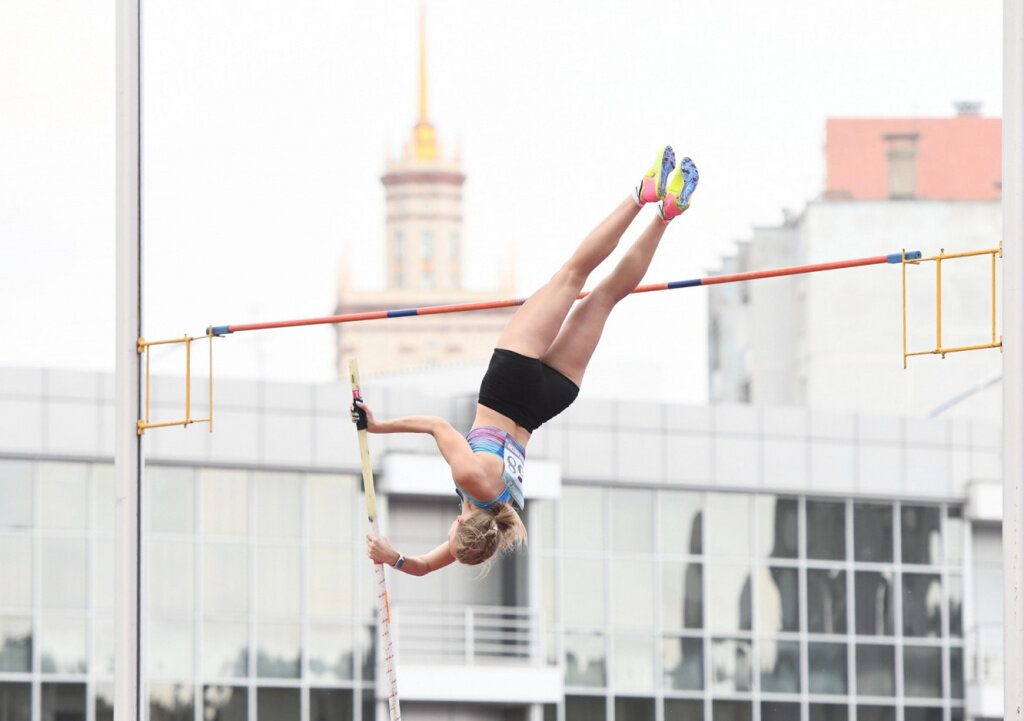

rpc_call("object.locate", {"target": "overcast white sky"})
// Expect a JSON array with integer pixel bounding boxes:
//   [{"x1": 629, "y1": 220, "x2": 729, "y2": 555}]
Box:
[{"x1": 0, "y1": 0, "x2": 1004, "y2": 403}]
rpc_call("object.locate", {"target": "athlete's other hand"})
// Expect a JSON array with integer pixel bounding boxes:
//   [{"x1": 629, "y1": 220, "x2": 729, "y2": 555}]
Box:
[{"x1": 366, "y1": 533, "x2": 397, "y2": 565}]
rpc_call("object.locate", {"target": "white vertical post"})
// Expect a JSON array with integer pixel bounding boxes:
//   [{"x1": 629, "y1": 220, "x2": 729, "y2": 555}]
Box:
[
  {"x1": 115, "y1": 0, "x2": 142, "y2": 720},
  {"x1": 1004, "y1": 0, "x2": 1024, "y2": 718}
]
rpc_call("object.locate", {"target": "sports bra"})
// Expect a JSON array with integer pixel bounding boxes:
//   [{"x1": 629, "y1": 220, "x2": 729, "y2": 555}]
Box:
[{"x1": 454, "y1": 426, "x2": 526, "y2": 510}]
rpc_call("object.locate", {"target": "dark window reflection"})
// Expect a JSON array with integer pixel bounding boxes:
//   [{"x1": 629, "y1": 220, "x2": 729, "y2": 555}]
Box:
[
  {"x1": 149, "y1": 684, "x2": 192, "y2": 721},
  {"x1": 0, "y1": 682, "x2": 31, "y2": 721},
  {"x1": 854, "y1": 504, "x2": 893, "y2": 562},
  {"x1": 948, "y1": 575, "x2": 963, "y2": 637},
  {"x1": 257, "y1": 688, "x2": 300, "y2": 721},
  {"x1": 566, "y1": 695, "x2": 605, "y2": 721},
  {"x1": 855, "y1": 706, "x2": 895, "y2": 721},
  {"x1": 762, "y1": 702, "x2": 800, "y2": 721},
  {"x1": 855, "y1": 572, "x2": 894, "y2": 636},
  {"x1": 856, "y1": 644, "x2": 895, "y2": 696},
  {"x1": 901, "y1": 506, "x2": 941, "y2": 565},
  {"x1": 663, "y1": 637, "x2": 703, "y2": 690},
  {"x1": 712, "y1": 700, "x2": 752, "y2": 721},
  {"x1": 203, "y1": 686, "x2": 247, "y2": 721},
  {"x1": 902, "y1": 574, "x2": 942, "y2": 637},
  {"x1": 310, "y1": 689, "x2": 353, "y2": 721},
  {"x1": 0, "y1": 617, "x2": 32, "y2": 672},
  {"x1": 663, "y1": 562, "x2": 703, "y2": 629},
  {"x1": 615, "y1": 697, "x2": 654, "y2": 721},
  {"x1": 808, "y1": 569, "x2": 847, "y2": 634},
  {"x1": 760, "y1": 497, "x2": 798, "y2": 558},
  {"x1": 808, "y1": 643, "x2": 847, "y2": 695},
  {"x1": 904, "y1": 646, "x2": 942, "y2": 698},
  {"x1": 807, "y1": 501, "x2": 845, "y2": 560},
  {"x1": 950, "y1": 647, "x2": 964, "y2": 698},
  {"x1": 904, "y1": 708, "x2": 943, "y2": 721},
  {"x1": 95, "y1": 683, "x2": 114, "y2": 721},
  {"x1": 664, "y1": 699, "x2": 703, "y2": 721},
  {"x1": 41, "y1": 682, "x2": 85, "y2": 721},
  {"x1": 760, "y1": 641, "x2": 800, "y2": 693},
  {"x1": 809, "y1": 704, "x2": 848, "y2": 721},
  {"x1": 760, "y1": 566, "x2": 799, "y2": 632}
]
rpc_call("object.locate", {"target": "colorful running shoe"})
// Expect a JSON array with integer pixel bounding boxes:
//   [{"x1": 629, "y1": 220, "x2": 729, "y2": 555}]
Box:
[
  {"x1": 634, "y1": 145, "x2": 676, "y2": 206},
  {"x1": 660, "y1": 156, "x2": 699, "y2": 223}
]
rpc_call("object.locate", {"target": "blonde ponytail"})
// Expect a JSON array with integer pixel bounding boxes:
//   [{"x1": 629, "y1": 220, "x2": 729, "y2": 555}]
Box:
[{"x1": 453, "y1": 502, "x2": 527, "y2": 567}]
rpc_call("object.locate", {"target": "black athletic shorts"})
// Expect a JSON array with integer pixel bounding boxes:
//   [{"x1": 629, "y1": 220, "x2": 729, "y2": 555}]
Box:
[{"x1": 477, "y1": 348, "x2": 580, "y2": 433}]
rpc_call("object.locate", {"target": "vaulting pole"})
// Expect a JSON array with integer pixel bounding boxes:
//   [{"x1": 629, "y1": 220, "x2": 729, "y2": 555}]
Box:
[
  {"x1": 209, "y1": 251, "x2": 921, "y2": 336},
  {"x1": 349, "y1": 360, "x2": 401, "y2": 721}
]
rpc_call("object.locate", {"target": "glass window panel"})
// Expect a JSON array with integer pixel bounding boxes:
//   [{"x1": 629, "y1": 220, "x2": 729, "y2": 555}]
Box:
[
  {"x1": 762, "y1": 702, "x2": 801, "y2": 721},
  {"x1": 611, "y1": 488, "x2": 654, "y2": 552},
  {"x1": 309, "y1": 474, "x2": 356, "y2": 542},
  {"x1": 95, "y1": 539, "x2": 114, "y2": 612},
  {"x1": 854, "y1": 504, "x2": 893, "y2": 562},
  {"x1": 951, "y1": 709, "x2": 964, "y2": 721},
  {"x1": 257, "y1": 688, "x2": 299, "y2": 721},
  {"x1": 710, "y1": 638, "x2": 752, "y2": 692},
  {"x1": 39, "y1": 616, "x2": 87, "y2": 674},
  {"x1": 856, "y1": 707, "x2": 895, "y2": 721},
  {"x1": 807, "y1": 501, "x2": 846, "y2": 561},
  {"x1": 855, "y1": 644, "x2": 895, "y2": 696},
  {"x1": 562, "y1": 558, "x2": 605, "y2": 627},
  {"x1": 758, "y1": 566, "x2": 799, "y2": 633},
  {"x1": 708, "y1": 564, "x2": 752, "y2": 633},
  {"x1": 360, "y1": 624, "x2": 375, "y2": 681},
  {"x1": 808, "y1": 642, "x2": 847, "y2": 695},
  {"x1": 615, "y1": 697, "x2": 654, "y2": 721},
  {"x1": 758, "y1": 496, "x2": 798, "y2": 558},
  {"x1": 531, "y1": 499, "x2": 558, "y2": 551},
  {"x1": 254, "y1": 472, "x2": 301, "y2": 540},
  {"x1": 0, "y1": 682, "x2": 31, "y2": 721},
  {"x1": 310, "y1": 547, "x2": 353, "y2": 618},
  {"x1": 612, "y1": 559, "x2": 654, "y2": 629},
  {"x1": 662, "y1": 636, "x2": 703, "y2": 690},
  {"x1": 809, "y1": 704, "x2": 848, "y2": 721},
  {"x1": 203, "y1": 686, "x2": 247, "y2": 721},
  {"x1": 760, "y1": 639, "x2": 800, "y2": 693},
  {"x1": 203, "y1": 542, "x2": 247, "y2": 616},
  {"x1": 95, "y1": 683, "x2": 115, "y2": 721},
  {"x1": 201, "y1": 622, "x2": 248, "y2": 678},
  {"x1": 903, "y1": 646, "x2": 942, "y2": 698},
  {"x1": 659, "y1": 490, "x2": 703, "y2": 555},
  {"x1": 308, "y1": 624, "x2": 354, "y2": 681},
  {"x1": 562, "y1": 486, "x2": 605, "y2": 551},
  {"x1": 200, "y1": 469, "x2": 248, "y2": 537},
  {"x1": 149, "y1": 684, "x2": 193, "y2": 721},
  {"x1": 948, "y1": 574, "x2": 963, "y2": 637},
  {"x1": 949, "y1": 647, "x2": 964, "y2": 698},
  {"x1": 148, "y1": 540, "x2": 194, "y2": 615},
  {"x1": 854, "y1": 571, "x2": 894, "y2": 636},
  {"x1": 708, "y1": 493, "x2": 751, "y2": 557},
  {"x1": 310, "y1": 689, "x2": 353, "y2": 721},
  {"x1": 148, "y1": 618, "x2": 193, "y2": 678},
  {"x1": 901, "y1": 506, "x2": 941, "y2": 565},
  {"x1": 902, "y1": 573, "x2": 942, "y2": 637},
  {"x1": 541, "y1": 556, "x2": 557, "y2": 626},
  {"x1": 256, "y1": 622, "x2": 300, "y2": 678},
  {"x1": 713, "y1": 700, "x2": 752, "y2": 721},
  {"x1": 256, "y1": 545, "x2": 300, "y2": 617},
  {"x1": 564, "y1": 632, "x2": 605, "y2": 687},
  {"x1": 0, "y1": 616, "x2": 32, "y2": 672},
  {"x1": 665, "y1": 699, "x2": 703, "y2": 721},
  {"x1": 93, "y1": 618, "x2": 114, "y2": 675},
  {"x1": 903, "y1": 708, "x2": 943, "y2": 721},
  {"x1": 613, "y1": 634, "x2": 654, "y2": 692},
  {"x1": 662, "y1": 561, "x2": 703, "y2": 629},
  {"x1": 0, "y1": 536, "x2": 31, "y2": 608},
  {"x1": 946, "y1": 506, "x2": 964, "y2": 565},
  {"x1": 0, "y1": 460, "x2": 32, "y2": 530},
  {"x1": 40, "y1": 682, "x2": 85, "y2": 721},
  {"x1": 148, "y1": 467, "x2": 194, "y2": 534},
  {"x1": 566, "y1": 695, "x2": 605, "y2": 721},
  {"x1": 93, "y1": 464, "x2": 115, "y2": 535},
  {"x1": 39, "y1": 462, "x2": 88, "y2": 531},
  {"x1": 808, "y1": 568, "x2": 847, "y2": 634}
]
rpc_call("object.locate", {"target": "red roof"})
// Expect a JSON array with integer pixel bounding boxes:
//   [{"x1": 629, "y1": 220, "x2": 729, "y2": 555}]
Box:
[{"x1": 825, "y1": 115, "x2": 1001, "y2": 200}]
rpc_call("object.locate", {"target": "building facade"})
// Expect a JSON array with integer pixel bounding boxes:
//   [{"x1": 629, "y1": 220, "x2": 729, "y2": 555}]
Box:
[{"x1": 0, "y1": 365, "x2": 1000, "y2": 721}]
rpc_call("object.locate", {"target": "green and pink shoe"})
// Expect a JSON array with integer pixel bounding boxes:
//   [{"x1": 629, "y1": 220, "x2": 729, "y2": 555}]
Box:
[
  {"x1": 634, "y1": 146, "x2": 676, "y2": 207},
  {"x1": 659, "y1": 156, "x2": 699, "y2": 223}
]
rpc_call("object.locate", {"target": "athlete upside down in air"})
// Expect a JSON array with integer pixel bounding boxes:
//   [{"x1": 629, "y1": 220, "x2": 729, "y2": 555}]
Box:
[{"x1": 352, "y1": 146, "x2": 699, "y2": 575}]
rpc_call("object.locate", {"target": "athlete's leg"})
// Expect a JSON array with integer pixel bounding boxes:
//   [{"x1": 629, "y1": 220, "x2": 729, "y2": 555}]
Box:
[
  {"x1": 541, "y1": 157, "x2": 700, "y2": 385},
  {"x1": 495, "y1": 147, "x2": 676, "y2": 359}
]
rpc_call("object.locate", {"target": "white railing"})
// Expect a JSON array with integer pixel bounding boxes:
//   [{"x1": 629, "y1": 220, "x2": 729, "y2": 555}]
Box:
[
  {"x1": 391, "y1": 603, "x2": 545, "y2": 666},
  {"x1": 967, "y1": 623, "x2": 1003, "y2": 685}
]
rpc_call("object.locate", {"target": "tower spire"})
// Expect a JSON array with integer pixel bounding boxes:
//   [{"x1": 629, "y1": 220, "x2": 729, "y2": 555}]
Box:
[{"x1": 410, "y1": 5, "x2": 438, "y2": 161}]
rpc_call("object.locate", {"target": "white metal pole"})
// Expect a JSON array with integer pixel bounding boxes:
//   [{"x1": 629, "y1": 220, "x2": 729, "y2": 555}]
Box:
[
  {"x1": 1003, "y1": 0, "x2": 1024, "y2": 718},
  {"x1": 115, "y1": 0, "x2": 142, "y2": 719}
]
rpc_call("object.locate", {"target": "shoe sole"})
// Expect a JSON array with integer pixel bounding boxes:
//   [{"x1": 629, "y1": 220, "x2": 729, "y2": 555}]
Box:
[
  {"x1": 675, "y1": 157, "x2": 699, "y2": 207},
  {"x1": 656, "y1": 146, "x2": 676, "y2": 198}
]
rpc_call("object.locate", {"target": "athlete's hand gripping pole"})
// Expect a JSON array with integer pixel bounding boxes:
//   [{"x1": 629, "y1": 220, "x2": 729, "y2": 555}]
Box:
[{"x1": 349, "y1": 359, "x2": 401, "y2": 721}]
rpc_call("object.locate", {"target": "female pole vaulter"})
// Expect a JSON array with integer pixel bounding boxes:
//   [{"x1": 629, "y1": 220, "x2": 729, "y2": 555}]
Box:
[{"x1": 352, "y1": 146, "x2": 699, "y2": 575}]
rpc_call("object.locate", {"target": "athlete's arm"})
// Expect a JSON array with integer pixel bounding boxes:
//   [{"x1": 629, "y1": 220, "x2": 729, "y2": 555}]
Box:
[{"x1": 366, "y1": 534, "x2": 456, "y2": 576}]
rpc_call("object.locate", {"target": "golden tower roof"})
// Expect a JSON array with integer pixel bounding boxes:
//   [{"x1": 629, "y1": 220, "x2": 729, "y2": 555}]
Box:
[{"x1": 409, "y1": 8, "x2": 438, "y2": 162}]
